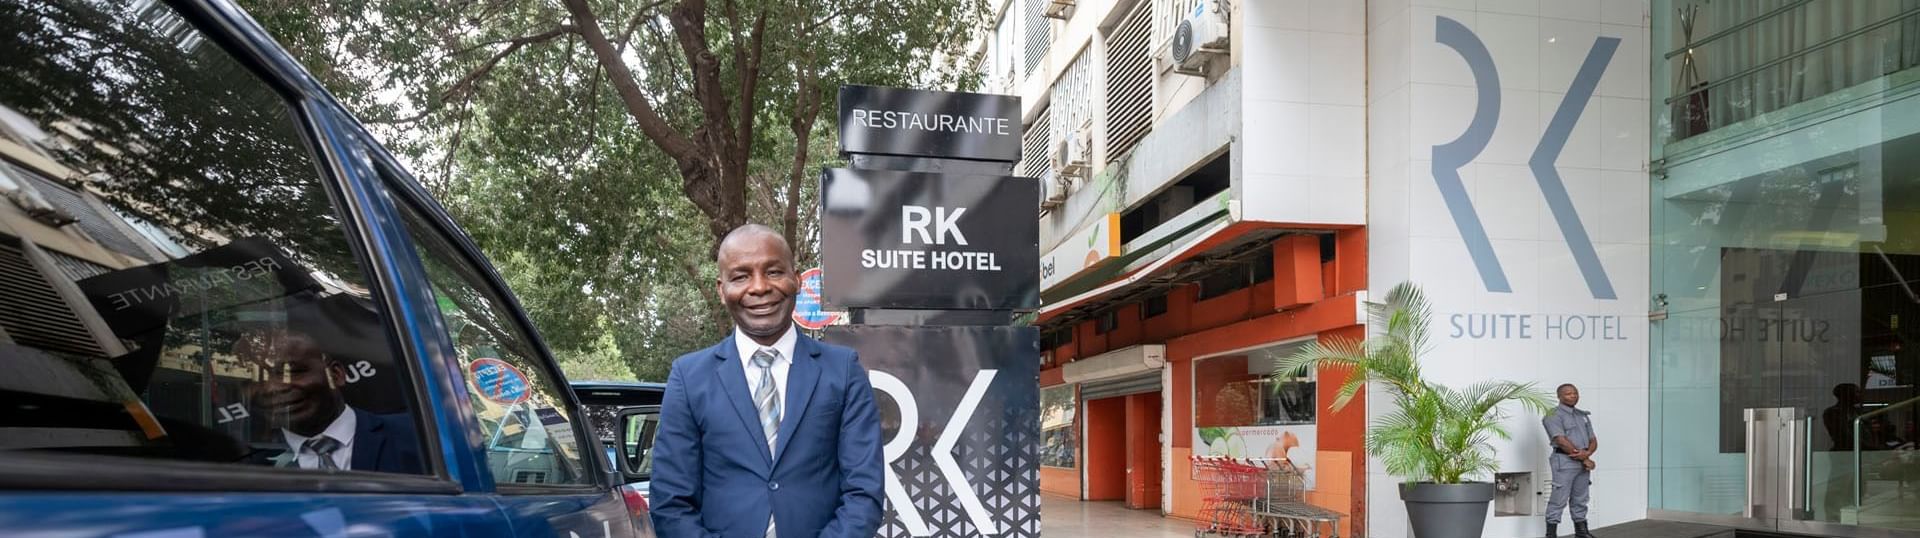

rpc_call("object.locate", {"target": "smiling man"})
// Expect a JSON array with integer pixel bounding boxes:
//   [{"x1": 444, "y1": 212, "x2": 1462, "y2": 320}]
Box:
[
  {"x1": 649, "y1": 224, "x2": 885, "y2": 538},
  {"x1": 239, "y1": 328, "x2": 423, "y2": 474}
]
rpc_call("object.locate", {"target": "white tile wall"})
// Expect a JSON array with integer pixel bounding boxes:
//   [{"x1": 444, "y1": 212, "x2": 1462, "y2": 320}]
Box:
[
  {"x1": 1598, "y1": 97, "x2": 1648, "y2": 172},
  {"x1": 1537, "y1": 17, "x2": 1602, "y2": 91},
  {"x1": 1600, "y1": 23, "x2": 1650, "y2": 99},
  {"x1": 1244, "y1": 29, "x2": 1311, "y2": 103},
  {"x1": 1478, "y1": 163, "x2": 1543, "y2": 241},
  {"x1": 1371, "y1": 0, "x2": 1412, "y2": 32},
  {"x1": 1312, "y1": 176, "x2": 1367, "y2": 223},
  {"x1": 1308, "y1": 0, "x2": 1367, "y2": 35},
  {"x1": 1597, "y1": 170, "x2": 1650, "y2": 245},
  {"x1": 1601, "y1": 0, "x2": 1648, "y2": 27},
  {"x1": 1407, "y1": 160, "x2": 1463, "y2": 240},
  {"x1": 1411, "y1": 7, "x2": 1479, "y2": 87},
  {"x1": 1369, "y1": 8, "x2": 1413, "y2": 103},
  {"x1": 1410, "y1": 83, "x2": 1478, "y2": 150},
  {"x1": 1480, "y1": 12, "x2": 1542, "y2": 93},
  {"x1": 1538, "y1": 90, "x2": 1604, "y2": 170},
  {"x1": 1247, "y1": 0, "x2": 1312, "y2": 31},
  {"x1": 1240, "y1": 99, "x2": 1311, "y2": 172},
  {"x1": 1309, "y1": 105, "x2": 1367, "y2": 177},
  {"x1": 1367, "y1": 1, "x2": 1652, "y2": 535},
  {"x1": 1483, "y1": 89, "x2": 1542, "y2": 166},
  {"x1": 1309, "y1": 32, "x2": 1367, "y2": 106},
  {"x1": 1539, "y1": 0, "x2": 1601, "y2": 23}
]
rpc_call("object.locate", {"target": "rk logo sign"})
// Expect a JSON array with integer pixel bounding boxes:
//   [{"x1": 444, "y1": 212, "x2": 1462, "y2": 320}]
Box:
[{"x1": 1431, "y1": 16, "x2": 1620, "y2": 300}]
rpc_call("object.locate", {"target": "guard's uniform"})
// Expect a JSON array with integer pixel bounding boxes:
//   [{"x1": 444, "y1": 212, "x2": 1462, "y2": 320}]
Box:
[{"x1": 1543, "y1": 403, "x2": 1593, "y2": 525}]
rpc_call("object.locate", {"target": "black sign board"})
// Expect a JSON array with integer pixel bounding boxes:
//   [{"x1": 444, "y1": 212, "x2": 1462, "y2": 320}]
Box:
[
  {"x1": 824, "y1": 325, "x2": 1040, "y2": 538},
  {"x1": 820, "y1": 168, "x2": 1039, "y2": 310},
  {"x1": 838, "y1": 85, "x2": 1022, "y2": 162}
]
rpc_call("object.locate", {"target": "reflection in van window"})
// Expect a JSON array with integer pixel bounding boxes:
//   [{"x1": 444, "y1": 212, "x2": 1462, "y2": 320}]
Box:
[{"x1": 0, "y1": 0, "x2": 425, "y2": 475}]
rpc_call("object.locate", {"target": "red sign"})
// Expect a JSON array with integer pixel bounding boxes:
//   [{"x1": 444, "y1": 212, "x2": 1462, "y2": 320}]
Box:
[
  {"x1": 469, "y1": 358, "x2": 531, "y2": 404},
  {"x1": 793, "y1": 267, "x2": 841, "y2": 330}
]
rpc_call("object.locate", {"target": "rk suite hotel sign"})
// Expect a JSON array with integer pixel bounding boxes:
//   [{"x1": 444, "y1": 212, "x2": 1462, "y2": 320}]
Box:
[{"x1": 820, "y1": 168, "x2": 1039, "y2": 310}]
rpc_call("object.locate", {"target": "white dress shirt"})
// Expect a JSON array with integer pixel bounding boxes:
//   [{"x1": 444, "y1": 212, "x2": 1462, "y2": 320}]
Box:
[
  {"x1": 281, "y1": 406, "x2": 356, "y2": 470},
  {"x1": 735, "y1": 326, "x2": 795, "y2": 450}
]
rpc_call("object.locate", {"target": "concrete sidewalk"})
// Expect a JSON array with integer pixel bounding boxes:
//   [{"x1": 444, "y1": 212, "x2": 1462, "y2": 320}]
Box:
[{"x1": 1043, "y1": 495, "x2": 1194, "y2": 538}]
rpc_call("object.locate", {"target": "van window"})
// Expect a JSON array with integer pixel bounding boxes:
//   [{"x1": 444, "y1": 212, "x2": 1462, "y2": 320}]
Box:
[
  {"x1": 388, "y1": 194, "x2": 593, "y2": 487},
  {"x1": 0, "y1": 0, "x2": 426, "y2": 476}
]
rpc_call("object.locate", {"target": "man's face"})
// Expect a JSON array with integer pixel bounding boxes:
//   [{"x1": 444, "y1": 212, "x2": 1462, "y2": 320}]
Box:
[
  {"x1": 1558, "y1": 386, "x2": 1581, "y2": 407},
  {"x1": 717, "y1": 232, "x2": 799, "y2": 344},
  {"x1": 241, "y1": 330, "x2": 347, "y2": 436}
]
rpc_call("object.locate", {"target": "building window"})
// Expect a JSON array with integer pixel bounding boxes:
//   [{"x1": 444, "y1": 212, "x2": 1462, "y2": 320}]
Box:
[
  {"x1": 1022, "y1": 0, "x2": 1051, "y2": 76},
  {"x1": 1104, "y1": 0, "x2": 1153, "y2": 162},
  {"x1": 1252, "y1": 248, "x2": 1275, "y2": 284},
  {"x1": 1195, "y1": 265, "x2": 1248, "y2": 301},
  {"x1": 1050, "y1": 50, "x2": 1092, "y2": 166},
  {"x1": 1019, "y1": 106, "x2": 1053, "y2": 179},
  {"x1": 1143, "y1": 292, "x2": 1169, "y2": 318},
  {"x1": 987, "y1": 9, "x2": 1017, "y2": 91},
  {"x1": 1094, "y1": 309, "x2": 1118, "y2": 334},
  {"x1": 1192, "y1": 340, "x2": 1317, "y2": 479},
  {"x1": 1040, "y1": 384, "x2": 1077, "y2": 468},
  {"x1": 1152, "y1": 0, "x2": 1203, "y2": 54}
]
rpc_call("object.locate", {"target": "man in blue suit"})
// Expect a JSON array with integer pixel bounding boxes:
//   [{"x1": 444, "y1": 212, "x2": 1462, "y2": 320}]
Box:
[{"x1": 651, "y1": 224, "x2": 885, "y2": 538}]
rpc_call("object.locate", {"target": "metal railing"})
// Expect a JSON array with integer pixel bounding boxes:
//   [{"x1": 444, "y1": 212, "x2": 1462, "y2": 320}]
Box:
[
  {"x1": 1666, "y1": 1, "x2": 1920, "y2": 139},
  {"x1": 1853, "y1": 394, "x2": 1920, "y2": 510}
]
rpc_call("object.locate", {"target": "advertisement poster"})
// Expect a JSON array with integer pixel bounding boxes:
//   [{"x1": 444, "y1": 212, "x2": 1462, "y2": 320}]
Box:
[
  {"x1": 1194, "y1": 424, "x2": 1317, "y2": 490},
  {"x1": 825, "y1": 325, "x2": 1041, "y2": 538}
]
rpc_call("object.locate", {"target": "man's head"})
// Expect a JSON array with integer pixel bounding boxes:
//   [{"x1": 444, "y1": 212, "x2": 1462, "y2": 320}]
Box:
[
  {"x1": 239, "y1": 328, "x2": 348, "y2": 437},
  {"x1": 1835, "y1": 383, "x2": 1863, "y2": 405},
  {"x1": 1557, "y1": 384, "x2": 1580, "y2": 408},
  {"x1": 716, "y1": 224, "x2": 798, "y2": 346}
]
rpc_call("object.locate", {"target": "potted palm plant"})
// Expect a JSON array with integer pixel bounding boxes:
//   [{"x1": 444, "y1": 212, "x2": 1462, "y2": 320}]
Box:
[{"x1": 1277, "y1": 282, "x2": 1551, "y2": 538}]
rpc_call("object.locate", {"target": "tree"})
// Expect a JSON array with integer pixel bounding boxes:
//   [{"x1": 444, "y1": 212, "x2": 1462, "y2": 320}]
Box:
[{"x1": 238, "y1": 0, "x2": 986, "y2": 378}]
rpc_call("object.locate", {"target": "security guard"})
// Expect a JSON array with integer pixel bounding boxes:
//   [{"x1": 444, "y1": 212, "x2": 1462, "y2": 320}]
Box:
[{"x1": 1543, "y1": 383, "x2": 1598, "y2": 538}]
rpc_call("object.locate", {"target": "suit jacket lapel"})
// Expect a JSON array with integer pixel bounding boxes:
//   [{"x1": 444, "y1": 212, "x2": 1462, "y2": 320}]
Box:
[
  {"x1": 350, "y1": 407, "x2": 384, "y2": 472},
  {"x1": 714, "y1": 336, "x2": 774, "y2": 471},
  {"x1": 773, "y1": 335, "x2": 822, "y2": 466}
]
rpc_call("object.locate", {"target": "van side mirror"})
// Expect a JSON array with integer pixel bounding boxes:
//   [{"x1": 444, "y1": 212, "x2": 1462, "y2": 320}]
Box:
[{"x1": 615, "y1": 407, "x2": 660, "y2": 483}]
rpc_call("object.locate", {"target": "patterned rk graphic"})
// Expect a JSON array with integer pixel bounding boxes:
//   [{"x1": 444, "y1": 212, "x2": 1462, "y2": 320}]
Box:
[{"x1": 1431, "y1": 16, "x2": 1621, "y2": 300}]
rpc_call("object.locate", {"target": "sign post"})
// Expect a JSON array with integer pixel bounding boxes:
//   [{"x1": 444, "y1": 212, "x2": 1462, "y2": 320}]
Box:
[{"x1": 823, "y1": 85, "x2": 1040, "y2": 538}]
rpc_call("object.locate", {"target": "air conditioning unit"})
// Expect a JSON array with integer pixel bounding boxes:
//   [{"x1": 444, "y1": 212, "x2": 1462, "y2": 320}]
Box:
[
  {"x1": 1171, "y1": 0, "x2": 1230, "y2": 75},
  {"x1": 1040, "y1": 172, "x2": 1070, "y2": 211},
  {"x1": 1044, "y1": 0, "x2": 1074, "y2": 20},
  {"x1": 1052, "y1": 124, "x2": 1091, "y2": 178}
]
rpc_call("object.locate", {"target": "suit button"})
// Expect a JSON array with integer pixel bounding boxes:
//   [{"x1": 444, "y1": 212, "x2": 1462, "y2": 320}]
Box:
[{"x1": 770, "y1": 482, "x2": 780, "y2": 491}]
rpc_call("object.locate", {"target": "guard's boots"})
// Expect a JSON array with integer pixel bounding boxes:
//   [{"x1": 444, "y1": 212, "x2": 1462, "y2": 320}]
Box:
[
  {"x1": 1545, "y1": 522, "x2": 1558, "y2": 537},
  {"x1": 1574, "y1": 520, "x2": 1597, "y2": 538}
]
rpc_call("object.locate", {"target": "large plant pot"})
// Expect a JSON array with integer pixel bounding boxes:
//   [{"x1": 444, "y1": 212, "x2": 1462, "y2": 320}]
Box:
[{"x1": 1399, "y1": 482, "x2": 1494, "y2": 538}]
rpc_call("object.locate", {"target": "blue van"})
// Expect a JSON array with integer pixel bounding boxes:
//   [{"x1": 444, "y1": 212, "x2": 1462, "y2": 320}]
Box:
[{"x1": 0, "y1": 0, "x2": 652, "y2": 535}]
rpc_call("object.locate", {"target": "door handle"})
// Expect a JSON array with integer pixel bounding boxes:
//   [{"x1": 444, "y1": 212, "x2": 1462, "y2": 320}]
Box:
[
  {"x1": 1788, "y1": 416, "x2": 1810, "y2": 518},
  {"x1": 1744, "y1": 408, "x2": 1761, "y2": 518}
]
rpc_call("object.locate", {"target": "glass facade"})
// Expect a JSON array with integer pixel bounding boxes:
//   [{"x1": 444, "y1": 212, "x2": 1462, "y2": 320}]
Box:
[{"x1": 1651, "y1": 0, "x2": 1920, "y2": 532}]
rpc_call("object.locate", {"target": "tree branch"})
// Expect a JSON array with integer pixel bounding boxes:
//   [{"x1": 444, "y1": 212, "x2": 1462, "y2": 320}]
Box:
[
  {"x1": 562, "y1": 0, "x2": 702, "y2": 164},
  {"x1": 615, "y1": 0, "x2": 672, "y2": 52},
  {"x1": 733, "y1": 3, "x2": 768, "y2": 173},
  {"x1": 441, "y1": 25, "x2": 575, "y2": 102}
]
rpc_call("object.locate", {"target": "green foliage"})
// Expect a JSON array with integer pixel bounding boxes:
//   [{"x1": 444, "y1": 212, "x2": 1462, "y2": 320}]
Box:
[
  {"x1": 236, "y1": 0, "x2": 985, "y2": 380},
  {"x1": 1276, "y1": 282, "x2": 1553, "y2": 484}
]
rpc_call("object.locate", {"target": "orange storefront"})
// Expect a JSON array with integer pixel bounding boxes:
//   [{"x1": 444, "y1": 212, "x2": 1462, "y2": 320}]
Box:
[{"x1": 1037, "y1": 226, "x2": 1370, "y2": 536}]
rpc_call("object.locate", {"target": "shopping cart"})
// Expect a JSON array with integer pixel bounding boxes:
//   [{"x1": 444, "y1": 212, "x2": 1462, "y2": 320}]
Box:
[
  {"x1": 1192, "y1": 456, "x2": 1266, "y2": 537},
  {"x1": 1248, "y1": 458, "x2": 1341, "y2": 538}
]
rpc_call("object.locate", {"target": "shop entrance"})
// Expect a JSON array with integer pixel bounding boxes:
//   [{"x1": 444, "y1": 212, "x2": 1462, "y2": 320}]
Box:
[{"x1": 1081, "y1": 374, "x2": 1163, "y2": 510}]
